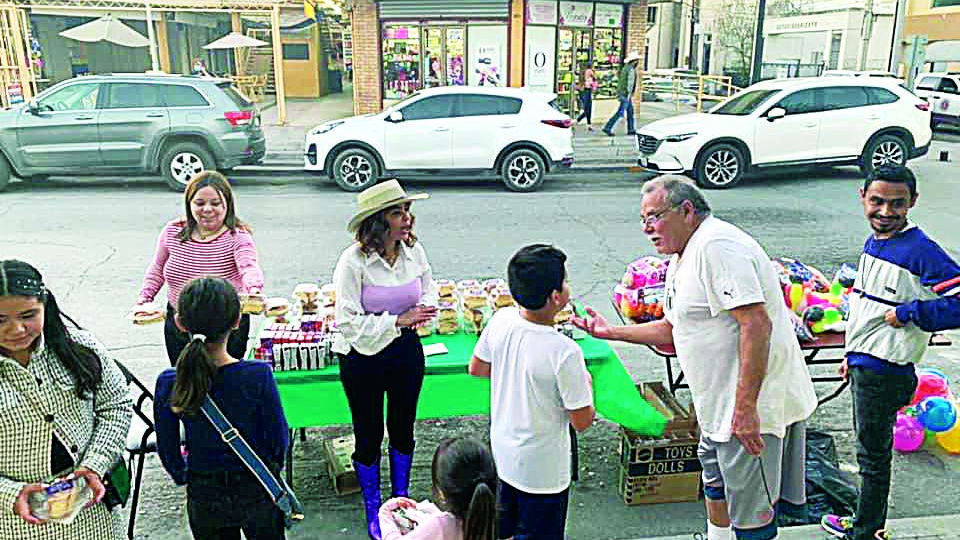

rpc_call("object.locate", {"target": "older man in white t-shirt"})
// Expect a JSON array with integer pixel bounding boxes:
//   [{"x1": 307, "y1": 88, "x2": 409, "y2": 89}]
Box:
[{"x1": 574, "y1": 175, "x2": 817, "y2": 540}]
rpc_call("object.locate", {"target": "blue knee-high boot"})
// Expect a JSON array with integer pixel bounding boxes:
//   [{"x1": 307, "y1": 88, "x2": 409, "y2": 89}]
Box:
[
  {"x1": 353, "y1": 458, "x2": 382, "y2": 540},
  {"x1": 389, "y1": 444, "x2": 414, "y2": 498}
]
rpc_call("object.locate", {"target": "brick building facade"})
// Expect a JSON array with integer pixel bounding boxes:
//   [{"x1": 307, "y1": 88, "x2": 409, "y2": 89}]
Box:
[{"x1": 347, "y1": 0, "x2": 648, "y2": 115}]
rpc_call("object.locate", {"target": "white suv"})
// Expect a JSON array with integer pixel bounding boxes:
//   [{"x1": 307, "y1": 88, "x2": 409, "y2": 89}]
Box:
[
  {"x1": 914, "y1": 72, "x2": 960, "y2": 130},
  {"x1": 635, "y1": 77, "x2": 932, "y2": 189},
  {"x1": 304, "y1": 87, "x2": 574, "y2": 192}
]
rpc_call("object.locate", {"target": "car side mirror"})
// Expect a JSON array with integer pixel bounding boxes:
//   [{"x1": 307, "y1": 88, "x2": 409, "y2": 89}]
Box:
[
  {"x1": 387, "y1": 111, "x2": 404, "y2": 123},
  {"x1": 27, "y1": 99, "x2": 40, "y2": 115},
  {"x1": 767, "y1": 107, "x2": 786, "y2": 121}
]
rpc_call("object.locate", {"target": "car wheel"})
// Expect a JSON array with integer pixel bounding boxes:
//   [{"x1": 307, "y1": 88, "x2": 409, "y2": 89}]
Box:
[
  {"x1": 860, "y1": 134, "x2": 907, "y2": 177},
  {"x1": 0, "y1": 156, "x2": 10, "y2": 193},
  {"x1": 161, "y1": 143, "x2": 215, "y2": 192},
  {"x1": 333, "y1": 149, "x2": 379, "y2": 192},
  {"x1": 501, "y1": 149, "x2": 546, "y2": 192},
  {"x1": 695, "y1": 143, "x2": 745, "y2": 189}
]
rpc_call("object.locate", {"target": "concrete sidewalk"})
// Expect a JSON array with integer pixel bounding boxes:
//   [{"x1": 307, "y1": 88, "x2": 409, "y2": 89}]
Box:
[
  {"x1": 252, "y1": 89, "x2": 694, "y2": 170},
  {"x1": 630, "y1": 514, "x2": 960, "y2": 540}
]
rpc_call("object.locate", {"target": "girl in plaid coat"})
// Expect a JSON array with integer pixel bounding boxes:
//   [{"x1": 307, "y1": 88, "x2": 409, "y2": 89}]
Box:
[{"x1": 0, "y1": 259, "x2": 132, "y2": 540}]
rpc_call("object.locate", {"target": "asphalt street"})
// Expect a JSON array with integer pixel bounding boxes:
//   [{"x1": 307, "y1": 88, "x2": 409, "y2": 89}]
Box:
[{"x1": 2, "y1": 157, "x2": 959, "y2": 538}]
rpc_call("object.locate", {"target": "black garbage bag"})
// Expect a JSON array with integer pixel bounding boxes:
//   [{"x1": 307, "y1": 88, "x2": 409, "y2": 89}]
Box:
[{"x1": 778, "y1": 429, "x2": 859, "y2": 526}]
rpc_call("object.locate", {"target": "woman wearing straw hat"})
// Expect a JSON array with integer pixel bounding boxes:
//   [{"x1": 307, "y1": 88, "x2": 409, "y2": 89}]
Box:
[{"x1": 333, "y1": 179, "x2": 439, "y2": 540}]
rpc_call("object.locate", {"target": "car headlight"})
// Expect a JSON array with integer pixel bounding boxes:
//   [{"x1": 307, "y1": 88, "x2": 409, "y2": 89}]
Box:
[
  {"x1": 308, "y1": 121, "x2": 344, "y2": 136},
  {"x1": 663, "y1": 132, "x2": 698, "y2": 142}
]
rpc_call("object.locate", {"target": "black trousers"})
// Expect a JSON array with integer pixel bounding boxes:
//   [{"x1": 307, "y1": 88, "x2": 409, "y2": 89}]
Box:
[
  {"x1": 850, "y1": 366, "x2": 918, "y2": 540},
  {"x1": 339, "y1": 328, "x2": 426, "y2": 466},
  {"x1": 164, "y1": 303, "x2": 251, "y2": 366},
  {"x1": 186, "y1": 469, "x2": 285, "y2": 540}
]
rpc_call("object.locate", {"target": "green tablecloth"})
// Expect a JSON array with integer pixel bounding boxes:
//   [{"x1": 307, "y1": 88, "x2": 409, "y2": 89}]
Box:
[{"x1": 262, "y1": 328, "x2": 666, "y2": 436}]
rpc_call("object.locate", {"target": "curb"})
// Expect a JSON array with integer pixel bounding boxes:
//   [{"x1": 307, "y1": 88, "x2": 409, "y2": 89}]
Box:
[{"x1": 236, "y1": 162, "x2": 645, "y2": 175}]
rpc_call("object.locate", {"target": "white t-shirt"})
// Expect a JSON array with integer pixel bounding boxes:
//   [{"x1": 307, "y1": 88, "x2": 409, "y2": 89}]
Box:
[
  {"x1": 473, "y1": 307, "x2": 594, "y2": 493},
  {"x1": 664, "y1": 216, "x2": 817, "y2": 442}
]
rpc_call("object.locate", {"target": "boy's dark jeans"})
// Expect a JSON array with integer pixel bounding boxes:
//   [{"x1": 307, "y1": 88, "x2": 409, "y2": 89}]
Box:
[{"x1": 849, "y1": 366, "x2": 917, "y2": 540}]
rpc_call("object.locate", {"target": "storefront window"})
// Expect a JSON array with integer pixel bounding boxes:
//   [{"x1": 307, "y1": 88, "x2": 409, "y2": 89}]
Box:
[
  {"x1": 556, "y1": 28, "x2": 592, "y2": 113},
  {"x1": 446, "y1": 27, "x2": 466, "y2": 86},
  {"x1": 423, "y1": 27, "x2": 444, "y2": 88},
  {"x1": 592, "y1": 27, "x2": 623, "y2": 98},
  {"x1": 383, "y1": 25, "x2": 421, "y2": 100}
]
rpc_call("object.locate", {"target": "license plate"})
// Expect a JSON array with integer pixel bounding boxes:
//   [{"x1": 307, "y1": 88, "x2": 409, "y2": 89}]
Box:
[{"x1": 639, "y1": 157, "x2": 649, "y2": 167}]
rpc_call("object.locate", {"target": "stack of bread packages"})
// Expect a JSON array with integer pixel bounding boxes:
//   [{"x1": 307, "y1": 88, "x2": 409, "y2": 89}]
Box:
[
  {"x1": 484, "y1": 278, "x2": 515, "y2": 313},
  {"x1": 459, "y1": 279, "x2": 489, "y2": 335},
  {"x1": 435, "y1": 279, "x2": 459, "y2": 335},
  {"x1": 319, "y1": 283, "x2": 337, "y2": 331}
]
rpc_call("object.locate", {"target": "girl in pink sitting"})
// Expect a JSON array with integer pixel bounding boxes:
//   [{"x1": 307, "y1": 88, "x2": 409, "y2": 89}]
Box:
[{"x1": 379, "y1": 438, "x2": 497, "y2": 540}]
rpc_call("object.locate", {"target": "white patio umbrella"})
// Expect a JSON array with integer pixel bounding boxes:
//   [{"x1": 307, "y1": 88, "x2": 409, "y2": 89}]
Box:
[
  {"x1": 203, "y1": 32, "x2": 268, "y2": 50},
  {"x1": 59, "y1": 15, "x2": 150, "y2": 48}
]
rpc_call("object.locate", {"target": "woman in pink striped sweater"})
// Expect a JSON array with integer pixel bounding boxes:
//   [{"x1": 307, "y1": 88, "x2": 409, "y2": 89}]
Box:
[{"x1": 135, "y1": 171, "x2": 264, "y2": 365}]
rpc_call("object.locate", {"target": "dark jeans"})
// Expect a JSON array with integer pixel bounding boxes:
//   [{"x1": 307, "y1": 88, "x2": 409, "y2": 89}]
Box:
[
  {"x1": 164, "y1": 304, "x2": 251, "y2": 366},
  {"x1": 850, "y1": 366, "x2": 918, "y2": 540},
  {"x1": 498, "y1": 480, "x2": 570, "y2": 540},
  {"x1": 603, "y1": 95, "x2": 635, "y2": 134},
  {"x1": 339, "y1": 328, "x2": 425, "y2": 466},
  {"x1": 576, "y1": 89, "x2": 593, "y2": 124},
  {"x1": 187, "y1": 469, "x2": 285, "y2": 540}
]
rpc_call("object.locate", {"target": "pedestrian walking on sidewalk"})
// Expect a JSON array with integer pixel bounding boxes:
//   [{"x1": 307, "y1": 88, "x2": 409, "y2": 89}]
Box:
[
  {"x1": 0, "y1": 259, "x2": 132, "y2": 540},
  {"x1": 333, "y1": 179, "x2": 438, "y2": 540},
  {"x1": 821, "y1": 165, "x2": 960, "y2": 540},
  {"x1": 574, "y1": 175, "x2": 818, "y2": 540},
  {"x1": 576, "y1": 63, "x2": 598, "y2": 131},
  {"x1": 602, "y1": 51, "x2": 641, "y2": 137},
  {"x1": 154, "y1": 277, "x2": 290, "y2": 540}
]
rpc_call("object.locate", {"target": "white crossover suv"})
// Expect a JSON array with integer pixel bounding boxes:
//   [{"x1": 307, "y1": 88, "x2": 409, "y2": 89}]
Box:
[
  {"x1": 635, "y1": 77, "x2": 932, "y2": 188},
  {"x1": 914, "y1": 72, "x2": 960, "y2": 130},
  {"x1": 304, "y1": 86, "x2": 574, "y2": 192}
]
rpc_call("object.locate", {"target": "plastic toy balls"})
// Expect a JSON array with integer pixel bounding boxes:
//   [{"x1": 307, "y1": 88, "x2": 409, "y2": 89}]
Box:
[
  {"x1": 916, "y1": 396, "x2": 958, "y2": 433},
  {"x1": 936, "y1": 422, "x2": 960, "y2": 454},
  {"x1": 893, "y1": 413, "x2": 926, "y2": 452},
  {"x1": 910, "y1": 374, "x2": 951, "y2": 407}
]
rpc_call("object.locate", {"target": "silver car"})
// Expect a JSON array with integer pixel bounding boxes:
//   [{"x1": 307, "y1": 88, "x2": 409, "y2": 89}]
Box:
[{"x1": 0, "y1": 74, "x2": 265, "y2": 192}]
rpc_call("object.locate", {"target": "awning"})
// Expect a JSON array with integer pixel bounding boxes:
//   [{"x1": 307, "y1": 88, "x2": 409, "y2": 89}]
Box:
[{"x1": 925, "y1": 40, "x2": 960, "y2": 63}]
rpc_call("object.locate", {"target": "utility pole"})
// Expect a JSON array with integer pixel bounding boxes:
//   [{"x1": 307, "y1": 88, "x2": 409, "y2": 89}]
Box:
[
  {"x1": 144, "y1": 0, "x2": 160, "y2": 72},
  {"x1": 688, "y1": 0, "x2": 699, "y2": 70},
  {"x1": 858, "y1": 0, "x2": 875, "y2": 70},
  {"x1": 888, "y1": 0, "x2": 907, "y2": 75},
  {"x1": 749, "y1": 0, "x2": 767, "y2": 84}
]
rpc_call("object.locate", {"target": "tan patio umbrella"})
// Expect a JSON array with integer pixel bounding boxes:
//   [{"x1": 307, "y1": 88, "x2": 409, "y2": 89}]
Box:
[
  {"x1": 59, "y1": 15, "x2": 150, "y2": 48},
  {"x1": 203, "y1": 32, "x2": 268, "y2": 50}
]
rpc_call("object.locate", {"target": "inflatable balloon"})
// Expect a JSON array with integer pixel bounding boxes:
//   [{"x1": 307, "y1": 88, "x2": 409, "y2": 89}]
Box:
[
  {"x1": 893, "y1": 413, "x2": 925, "y2": 452},
  {"x1": 911, "y1": 374, "x2": 951, "y2": 406},
  {"x1": 936, "y1": 422, "x2": 960, "y2": 454},
  {"x1": 923, "y1": 428, "x2": 939, "y2": 450},
  {"x1": 916, "y1": 396, "x2": 958, "y2": 433}
]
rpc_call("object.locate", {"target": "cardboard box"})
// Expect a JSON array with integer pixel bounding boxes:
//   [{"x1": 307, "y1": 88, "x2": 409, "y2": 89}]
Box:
[
  {"x1": 322, "y1": 435, "x2": 360, "y2": 496},
  {"x1": 618, "y1": 381, "x2": 702, "y2": 505}
]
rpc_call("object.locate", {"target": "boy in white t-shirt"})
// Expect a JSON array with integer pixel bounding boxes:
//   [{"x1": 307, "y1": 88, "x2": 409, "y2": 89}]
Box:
[{"x1": 469, "y1": 244, "x2": 595, "y2": 539}]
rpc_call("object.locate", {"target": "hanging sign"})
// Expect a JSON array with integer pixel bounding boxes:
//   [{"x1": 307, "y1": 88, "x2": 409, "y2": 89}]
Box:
[
  {"x1": 559, "y1": 1, "x2": 593, "y2": 27},
  {"x1": 526, "y1": 0, "x2": 558, "y2": 25},
  {"x1": 594, "y1": 3, "x2": 623, "y2": 28}
]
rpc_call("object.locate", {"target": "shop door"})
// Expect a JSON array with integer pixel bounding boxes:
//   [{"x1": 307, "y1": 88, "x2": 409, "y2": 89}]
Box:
[
  {"x1": 422, "y1": 26, "x2": 467, "y2": 89},
  {"x1": 556, "y1": 28, "x2": 592, "y2": 116}
]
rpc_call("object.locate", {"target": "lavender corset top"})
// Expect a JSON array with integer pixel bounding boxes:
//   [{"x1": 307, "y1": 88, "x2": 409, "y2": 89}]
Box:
[{"x1": 361, "y1": 278, "x2": 422, "y2": 315}]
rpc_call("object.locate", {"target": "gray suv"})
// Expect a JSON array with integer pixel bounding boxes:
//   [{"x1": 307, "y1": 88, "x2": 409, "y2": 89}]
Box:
[{"x1": 0, "y1": 74, "x2": 265, "y2": 192}]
